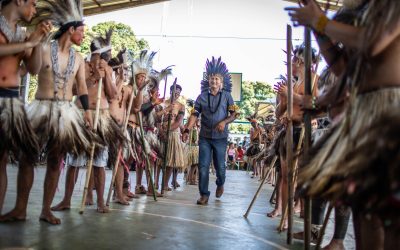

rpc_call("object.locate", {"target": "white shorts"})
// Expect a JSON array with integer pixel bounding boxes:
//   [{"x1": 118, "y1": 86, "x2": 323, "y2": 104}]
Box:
[{"x1": 67, "y1": 147, "x2": 109, "y2": 168}]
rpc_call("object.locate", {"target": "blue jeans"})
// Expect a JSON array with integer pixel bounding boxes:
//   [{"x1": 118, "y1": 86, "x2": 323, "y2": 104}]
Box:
[{"x1": 198, "y1": 137, "x2": 228, "y2": 197}]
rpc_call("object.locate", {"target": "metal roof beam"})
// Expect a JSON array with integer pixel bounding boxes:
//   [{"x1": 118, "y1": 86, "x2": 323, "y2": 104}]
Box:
[{"x1": 84, "y1": 0, "x2": 169, "y2": 16}]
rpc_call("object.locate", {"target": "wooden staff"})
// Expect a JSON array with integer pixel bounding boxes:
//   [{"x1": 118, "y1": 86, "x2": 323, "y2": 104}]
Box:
[
  {"x1": 303, "y1": 26, "x2": 313, "y2": 250},
  {"x1": 243, "y1": 155, "x2": 278, "y2": 218},
  {"x1": 278, "y1": 127, "x2": 305, "y2": 232},
  {"x1": 278, "y1": 52, "x2": 322, "y2": 234},
  {"x1": 105, "y1": 65, "x2": 137, "y2": 206},
  {"x1": 316, "y1": 204, "x2": 333, "y2": 250},
  {"x1": 285, "y1": 24, "x2": 295, "y2": 244},
  {"x1": 161, "y1": 78, "x2": 177, "y2": 195},
  {"x1": 133, "y1": 72, "x2": 158, "y2": 201},
  {"x1": 80, "y1": 78, "x2": 103, "y2": 214}
]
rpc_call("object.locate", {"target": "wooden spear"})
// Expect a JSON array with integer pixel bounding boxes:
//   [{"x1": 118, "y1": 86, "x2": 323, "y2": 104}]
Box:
[
  {"x1": 243, "y1": 155, "x2": 278, "y2": 218},
  {"x1": 303, "y1": 26, "x2": 313, "y2": 250},
  {"x1": 80, "y1": 78, "x2": 103, "y2": 214},
  {"x1": 286, "y1": 24, "x2": 295, "y2": 245}
]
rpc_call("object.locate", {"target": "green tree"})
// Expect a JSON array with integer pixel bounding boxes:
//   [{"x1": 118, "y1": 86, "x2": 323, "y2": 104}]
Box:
[
  {"x1": 237, "y1": 81, "x2": 275, "y2": 120},
  {"x1": 79, "y1": 21, "x2": 149, "y2": 57}
]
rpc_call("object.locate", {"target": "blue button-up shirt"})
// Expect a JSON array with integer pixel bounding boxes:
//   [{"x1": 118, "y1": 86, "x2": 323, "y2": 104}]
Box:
[{"x1": 194, "y1": 90, "x2": 234, "y2": 139}]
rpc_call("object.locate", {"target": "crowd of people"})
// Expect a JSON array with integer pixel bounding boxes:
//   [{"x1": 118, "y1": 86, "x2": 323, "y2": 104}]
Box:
[
  {"x1": 0, "y1": 0, "x2": 239, "y2": 225},
  {"x1": 237, "y1": 0, "x2": 400, "y2": 249}
]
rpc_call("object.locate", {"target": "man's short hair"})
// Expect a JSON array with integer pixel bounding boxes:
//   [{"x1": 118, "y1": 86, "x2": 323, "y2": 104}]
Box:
[{"x1": 170, "y1": 84, "x2": 182, "y2": 92}]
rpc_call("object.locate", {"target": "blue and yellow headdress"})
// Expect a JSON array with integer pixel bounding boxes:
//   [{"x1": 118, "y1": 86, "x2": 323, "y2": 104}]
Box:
[{"x1": 201, "y1": 57, "x2": 232, "y2": 93}]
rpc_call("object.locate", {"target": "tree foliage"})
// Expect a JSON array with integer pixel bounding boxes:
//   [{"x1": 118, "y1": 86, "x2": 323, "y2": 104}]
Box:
[
  {"x1": 237, "y1": 81, "x2": 275, "y2": 120},
  {"x1": 228, "y1": 81, "x2": 275, "y2": 134},
  {"x1": 79, "y1": 21, "x2": 149, "y2": 57}
]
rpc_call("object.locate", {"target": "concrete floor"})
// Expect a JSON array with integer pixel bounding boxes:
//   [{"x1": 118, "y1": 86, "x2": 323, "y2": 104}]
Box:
[{"x1": 0, "y1": 166, "x2": 355, "y2": 250}]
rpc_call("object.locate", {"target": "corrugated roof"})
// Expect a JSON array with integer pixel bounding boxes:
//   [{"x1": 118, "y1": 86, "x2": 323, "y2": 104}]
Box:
[
  {"x1": 284, "y1": 0, "x2": 343, "y2": 10},
  {"x1": 83, "y1": 0, "x2": 169, "y2": 16}
]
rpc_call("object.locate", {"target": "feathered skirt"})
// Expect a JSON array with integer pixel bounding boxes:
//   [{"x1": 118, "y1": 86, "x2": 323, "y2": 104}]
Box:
[
  {"x1": 27, "y1": 100, "x2": 96, "y2": 157},
  {"x1": 95, "y1": 110, "x2": 126, "y2": 168},
  {"x1": 0, "y1": 97, "x2": 39, "y2": 163},
  {"x1": 299, "y1": 87, "x2": 400, "y2": 214}
]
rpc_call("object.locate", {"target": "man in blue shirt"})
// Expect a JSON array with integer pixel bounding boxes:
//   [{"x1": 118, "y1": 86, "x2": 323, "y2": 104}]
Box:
[{"x1": 184, "y1": 57, "x2": 238, "y2": 205}]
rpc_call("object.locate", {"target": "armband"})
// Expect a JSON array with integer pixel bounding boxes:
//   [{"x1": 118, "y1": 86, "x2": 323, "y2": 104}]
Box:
[{"x1": 79, "y1": 94, "x2": 89, "y2": 111}]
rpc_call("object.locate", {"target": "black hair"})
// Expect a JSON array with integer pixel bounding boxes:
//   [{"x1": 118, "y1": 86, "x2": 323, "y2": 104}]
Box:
[
  {"x1": 170, "y1": 84, "x2": 182, "y2": 93},
  {"x1": 1, "y1": 0, "x2": 15, "y2": 8}
]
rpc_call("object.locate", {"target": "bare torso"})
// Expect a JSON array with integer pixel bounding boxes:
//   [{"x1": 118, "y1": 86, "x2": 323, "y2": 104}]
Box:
[
  {"x1": 35, "y1": 43, "x2": 83, "y2": 101},
  {"x1": 109, "y1": 83, "x2": 132, "y2": 126},
  {"x1": 0, "y1": 32, "x2": 25, "y2": 88},
  {"x1": 362, "y1": 37, "x2": 400, "y2": 92},
  {"x1": 74, "y1": 62, "x2": 111, "y2": 109}
]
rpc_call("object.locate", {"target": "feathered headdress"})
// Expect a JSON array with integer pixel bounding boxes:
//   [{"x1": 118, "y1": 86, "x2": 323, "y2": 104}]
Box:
[
  {"x1": 293, "y1": 43, "x2": 318, "y2": 64},
  {"x1": 90, "y1": 29, "x2": 113, "y2": 53},
  {"x1": 201, "y1": 57, "x2": 232, "y2": 93},
  {"x1": 132, "y1": 50, "x2": 156, "y2": 76},
  {"x1": 246, "y1": 112, "x2": 259, "y2": 124},
  {"x1": 148, "y1": 65, "x2": 173, "y2": 90},
  {"x1": 108, "y1": 48, "x2": 129, "y2": 69},
  {"x1": 34, "y1": 0, "x2": 84, "y2": 40}
]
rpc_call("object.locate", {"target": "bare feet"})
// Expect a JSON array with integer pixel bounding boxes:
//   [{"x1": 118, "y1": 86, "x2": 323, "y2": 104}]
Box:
[
  {"x1": 135, "y1": 185, "x2": 147, "y2": 195},
  {"x1": 124, "y1": 190, "x2": 139, "y2": 199},
  {"x1": 85, "y1": 197, "x2": 94, "y2": 206},
  {"x1": 113, "y1": 197, "x2": 129, "y2": 205},
  {"x1": 51, "y1": 201, "x2": 71, "y2": 211},
  {"x1": 97, "y1": 205, "x2": 110, "y2": 213},
  {"x1": 321, "y1": 240, "x2": 345, "y2": 250},
  {"x1": 267, "y1": 209, "x2": 281, "y2": 218},
  {"x1": 39, "y1": 211, "x2": 61, "y2": 225},
  {"x1": 171, "y1": 181, "x2": 180, "y2": 188},
  {"x1": 277, "y1": 220, "x2": 288, "y2": 232},
  {"x1": 146, "y1": 191, "x2": 163, "y2": 197},
  {"x1": 0, "y1": 209, "x2": 26, "y2": 222},
  {"x1": 163, "y1": 186, "x2": 172, "y2": 191}
]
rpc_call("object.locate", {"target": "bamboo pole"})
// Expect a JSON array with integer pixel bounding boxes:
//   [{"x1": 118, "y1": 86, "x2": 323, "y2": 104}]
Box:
[
  {"x1": 80, "y1": 77, "x2": 103, "y2": 214},
  {"x1": 286, "y1": 24, "x2": 295, "y2": 245},
  {"x1": 278, "y1": 127, "x2": 305, "y2": 232},
  {"x1": 303, "y1": 26, "x2": 313, "y2": 250},
  {"x1": 243, "y1": 155, "x2": 278, "y2": 218}
]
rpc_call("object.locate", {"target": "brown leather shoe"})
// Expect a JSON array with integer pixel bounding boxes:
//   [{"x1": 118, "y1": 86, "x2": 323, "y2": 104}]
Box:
[
  {"x1": 216, "y1": 186, "x2": 224, "y2": 198},
  {"x1": 196, "y1": 195, "x2": 209, "y2": 205}
]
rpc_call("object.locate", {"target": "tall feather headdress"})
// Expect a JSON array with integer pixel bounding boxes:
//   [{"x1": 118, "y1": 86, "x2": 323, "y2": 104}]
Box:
[
  {"x1": 33, "y1": 0, "x2": 84, "y2": 40},
  {"x1": 293, "y1": 43, "x2": 318, "y2": 64},
  {"x1": 148, "y1": 65, "x2": 173, "y2": 90},
  {"x1": 90, "y1": 29, "x2": 113, "y2": 53},
  {"x1": 132, "y1": 50, "x2": 156, "y2": 76},
  {"x1": 201, "y1": 57, "x2": 232, "y2": 93},
  {"x1": 108, "y1": 48, "x2": 129, "y2": 69}
]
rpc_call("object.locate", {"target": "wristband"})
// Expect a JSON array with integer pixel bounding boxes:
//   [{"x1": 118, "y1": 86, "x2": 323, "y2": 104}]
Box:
[
  {"x1": 315, "y1": 15, "x2": 329, "y2": 34},
  {"x1": 79, "y1": 94, "x2": 89, "y2": 110}
]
